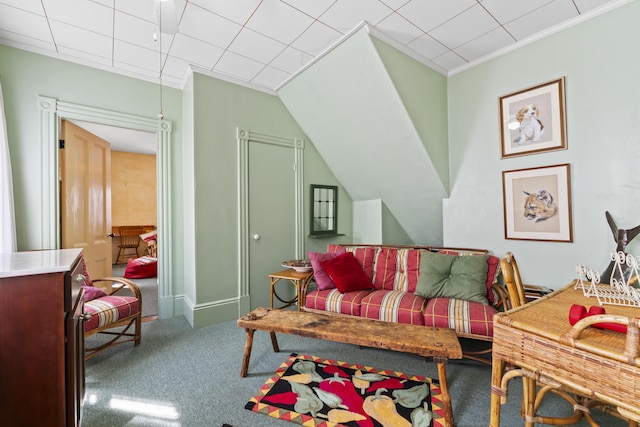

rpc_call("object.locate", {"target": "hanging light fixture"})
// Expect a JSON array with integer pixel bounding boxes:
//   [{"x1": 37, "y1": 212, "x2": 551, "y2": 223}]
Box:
[{"x1": 153, "y1": 0, "x2": 179, "y2": 120}]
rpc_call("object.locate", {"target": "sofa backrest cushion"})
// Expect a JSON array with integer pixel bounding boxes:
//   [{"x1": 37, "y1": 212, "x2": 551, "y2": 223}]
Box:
[
  {"x1": 433, "y1": 249, "x2": 499, "y2": 305},
  {"x1": 415, "y1": 250, "x2": 490, "y2": 305},
  {"x1": 308, "y1": 246, "x2": 346, "y2": 290},
  {"x1": 327, "y1": 244, "x2": 376, "y2": 280},
  {"x1": 321, "y1": 252, "x2": 374, "y2": 293},
  {"x1": 372, "y1": 247, "x2": 421, "y2": 292}
]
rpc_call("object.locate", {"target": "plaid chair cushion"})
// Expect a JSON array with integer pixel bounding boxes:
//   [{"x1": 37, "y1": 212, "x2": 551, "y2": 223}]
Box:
[
  {"x1": 360, "y1": 290, "x2": 426, "y2": 325},
  {"x1": 372, "y1": 248, "x2": 421, "y2": 292},
  {"x1": 304, "y1": 288, "x2": 369, "y2": 316},
  {"x1": 423, "y1": 297, "x2": 497, "y2": 338},
  {"x1": 84, "y1": 295, "x2": 140, "y2": 332}
]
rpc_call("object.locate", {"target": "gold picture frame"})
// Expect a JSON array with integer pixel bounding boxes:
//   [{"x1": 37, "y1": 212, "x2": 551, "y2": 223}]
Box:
[
  {"x1": 502, "y1": 163, "x2": 572, "y2": 242},
  {"x1": 499, "y1": 77, "x2": 567, "y2": 158}
]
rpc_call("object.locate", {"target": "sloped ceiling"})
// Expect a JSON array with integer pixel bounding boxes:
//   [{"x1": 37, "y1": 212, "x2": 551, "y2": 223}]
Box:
[{"x1": 278, "y1": 26, "x2": 448, "y2": 244}]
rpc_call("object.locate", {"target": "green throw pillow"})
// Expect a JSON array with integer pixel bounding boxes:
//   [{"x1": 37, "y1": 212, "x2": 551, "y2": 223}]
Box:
[{"x1": 415, "y1": 250, "x2": 489, "y2": 305}]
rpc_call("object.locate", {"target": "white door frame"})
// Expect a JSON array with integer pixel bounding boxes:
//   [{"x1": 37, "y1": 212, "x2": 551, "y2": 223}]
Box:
[
  {"x1": 236, "y1": 128, "x2": 304, "y2": 314},
  {"x1": 37, "y1": 96, "x2": 174, "y2": 318}
]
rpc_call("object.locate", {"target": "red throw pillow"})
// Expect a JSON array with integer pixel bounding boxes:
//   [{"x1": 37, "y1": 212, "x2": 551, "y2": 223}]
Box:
[
  {"x1": 308, "y1": 247, "x2": 346, "y2": 290},
  {"x1": 320, "y1": 252, "x2": 373, "y2": 294}
]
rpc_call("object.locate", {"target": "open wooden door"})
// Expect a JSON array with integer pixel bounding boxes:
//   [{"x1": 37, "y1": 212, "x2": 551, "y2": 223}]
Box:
[{"x1": 60, "y1": 120, "x2": 112, "y2": 279}]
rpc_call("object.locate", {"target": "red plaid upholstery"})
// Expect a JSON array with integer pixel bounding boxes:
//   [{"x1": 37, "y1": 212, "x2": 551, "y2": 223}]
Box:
[
  {"x1": 372, "y1": 248, "x2": 421, "y2": 292},
  {"x1": 304, "y1": 288, "x2": 369, "y2": 316},
  {"x1": 360, "y1": 290, "x2": 426, "y2": 325},
  {"x1": 84, "y1": 295, "x2": 140, "y2": 332},
  {"x1": 327, "y1": 245, "x2": 377, "y2": 280},
  {"x1": 423, "y1": 297, "x2": 497, "y2": 338}
]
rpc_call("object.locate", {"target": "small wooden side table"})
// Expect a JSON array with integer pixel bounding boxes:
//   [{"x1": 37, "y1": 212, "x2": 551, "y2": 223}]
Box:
[{"x1": 269, "y1": 269, "x2": 313, "y2": 311}]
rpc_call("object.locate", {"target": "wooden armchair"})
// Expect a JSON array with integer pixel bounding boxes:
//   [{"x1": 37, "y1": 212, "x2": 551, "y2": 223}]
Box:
[{"x1": 79, "y1": 258, "x2": 142, "y2": 360}]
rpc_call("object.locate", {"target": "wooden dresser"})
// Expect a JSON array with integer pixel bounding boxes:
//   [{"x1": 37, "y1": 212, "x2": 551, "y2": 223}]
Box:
[{"x1": 0, "y1": 249, "x2": 85, "y2": 427}]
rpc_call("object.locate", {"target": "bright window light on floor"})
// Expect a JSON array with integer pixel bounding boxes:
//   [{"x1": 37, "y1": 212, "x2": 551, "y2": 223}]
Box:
[{"x1": 109, "y1": 396, "x2": 180, "y2": 420}]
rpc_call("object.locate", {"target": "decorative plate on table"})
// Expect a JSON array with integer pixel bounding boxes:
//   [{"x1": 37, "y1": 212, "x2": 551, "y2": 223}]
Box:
[{"x1": 281, "y1": 260, "x2": 312, "y2": 273}]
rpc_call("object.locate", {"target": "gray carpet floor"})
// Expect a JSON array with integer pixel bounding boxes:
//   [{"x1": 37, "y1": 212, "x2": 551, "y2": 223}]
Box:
[{"x1": 82, "y1": 315, "x2": 628, "y2": 427}]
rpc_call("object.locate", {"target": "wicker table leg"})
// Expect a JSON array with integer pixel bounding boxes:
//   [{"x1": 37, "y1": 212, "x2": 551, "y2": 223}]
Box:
[
  {"x1": 240, "y1": 329, "x2": 254, "y2": 378},
  {"x1": 434, "y1": 357, "x2": 455, "y2": 427},
  {"x1": 489, "y1": 357, "x2": 505, "y2": 426}
]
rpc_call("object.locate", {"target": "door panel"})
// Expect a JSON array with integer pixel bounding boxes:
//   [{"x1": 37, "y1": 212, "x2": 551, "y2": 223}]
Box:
[
  {"x1": 60, "y1": 120, "x2": 112, "y2": 279},
  {"x1": 248, "y1": 142, "x2": 295, "y2": 309}
]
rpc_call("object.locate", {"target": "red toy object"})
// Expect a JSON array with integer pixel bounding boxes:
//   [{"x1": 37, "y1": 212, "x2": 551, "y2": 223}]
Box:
[{"x1": 568, "y1": 304, "x2": 628, "y2": 334}]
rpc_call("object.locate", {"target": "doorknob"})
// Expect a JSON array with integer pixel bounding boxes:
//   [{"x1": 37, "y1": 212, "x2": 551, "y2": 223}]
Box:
[
  {"x1": 108, "y1": 233, "x2": 115, "y2": 238},
  {"x1": 253, "y1": 234, "x2": 261, "y2": 240}
]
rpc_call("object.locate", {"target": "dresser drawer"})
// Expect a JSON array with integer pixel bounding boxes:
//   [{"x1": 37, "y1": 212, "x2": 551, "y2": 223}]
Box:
[{"x1": 65, "y1": 255, "x2": 85, "y2": 313}]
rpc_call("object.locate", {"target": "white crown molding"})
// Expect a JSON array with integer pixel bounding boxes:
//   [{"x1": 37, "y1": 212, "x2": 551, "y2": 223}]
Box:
[{"x1": 449, "y1": 0, "x2": 634, "y2": 76}]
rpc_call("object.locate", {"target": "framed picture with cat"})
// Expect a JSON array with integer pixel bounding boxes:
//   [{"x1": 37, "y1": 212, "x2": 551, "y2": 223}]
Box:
[
  {"x1": 499, "y1": 77, "x2": 567, "y2": 159},
  {"x1": 502, "y1": 163, "x2": 573, "y2": 242}
]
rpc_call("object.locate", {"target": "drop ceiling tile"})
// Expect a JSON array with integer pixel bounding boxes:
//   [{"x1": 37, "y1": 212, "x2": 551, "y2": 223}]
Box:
[
  {"x1": 375, "y1": 12, "x2": 423, "y2": 45},
  {"x1": 320, "y1": 0, "x2": 393, "y2": 32},
  {"x1": 0, "y1": 0, "x2": 44, "y2": 15},
  {"x1": 49, "y1": 21, "x2": 112, "y2": 59},
  {"x1": 406, "y1": 33, "x2": 448, "y2": 60},
  {"x1": 454, "y1": 26, "x2": 513, "y2": 61},
  {"x1": 229, "y1": 28, "x2": 286, "y2": 65},
  {"x1": 169, "y1": 33, "x2": 223, "y2": 69},
  {"x1": 290, "y1": 21, "x2": 343, "y2": 56},
  {"x1": 188, "y1": 0, "x2": 261, "y2": 25},
  {"x1": 379, "y1": 0, "x2": 411, "y2": 10},
  {"x1": 114, "y1": 11, "x2": 158, "y2": 51},
  {"x1": 429, "y1": 4, "x2": 499, "y2": 49},
  {"x1": 480, "y1": 0, "x2": 554, "y2": 23},
  {"x1": 162, "y1": 54, "x2": 192, "y2": 80},
  {"x1": 57, "y1": 45, "x2": 113, "y2": 66},
  {"x1": 179, "y1": 3, "x2": 241, "y2": 48},
  {"x1": 431, "y1": 50, "x2": 467, "y2": 70},
  {"x1": 573, "y1": 0, "x2": 617, "y2": 13},
  {"x1": 251, "y1": 65, "x2": 291, "y2": 89},
  {"x1": 505, "y1": 0, "x2": 578, "y2": 40},
  {"x1": 0, "y1": 29, "x2": 55, "y2": 51},
  {"x1": 0, "y1": 5, "x2": 52, "y2": 42},
  {"x1": 270, "y1": 46, "x2": 313, "y2": 74},
  {"x1": 281, "y1": 0, "x2": 335, "y2": 18},
  {"x1": 214, "y1": 50, "x2": 264, "y2": 81},
  {"x1": 115, "y1": 0, "x2": 153, "y2": 23},
  {"x1": 114, "y1": 39, "x2": 159, "y2": 73},
  {"x1": 398, "y1": 0, "x2": 475, "y2": 32},
  {"x1": 246, "y1": 0, "x2": 314, "y2": 45},
  {"x1": 42, "y1": 0, "x2": 113, "y2": 37}
]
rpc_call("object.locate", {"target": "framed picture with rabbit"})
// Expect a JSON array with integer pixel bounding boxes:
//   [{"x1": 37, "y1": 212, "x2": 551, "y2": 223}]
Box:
[{"x1": 499, "y1": 77, "x2": 567, "y2": 158}]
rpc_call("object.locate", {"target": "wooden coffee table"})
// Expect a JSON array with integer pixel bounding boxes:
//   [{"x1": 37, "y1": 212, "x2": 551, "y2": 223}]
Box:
[{"x1": 237, "y1": 307, "x2": 462, "y2": 427}]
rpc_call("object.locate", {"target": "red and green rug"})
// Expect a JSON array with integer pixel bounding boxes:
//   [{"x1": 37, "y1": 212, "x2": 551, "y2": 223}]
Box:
[{"x1": 245, "y1": 353, "x2": 445, "y2": 427}]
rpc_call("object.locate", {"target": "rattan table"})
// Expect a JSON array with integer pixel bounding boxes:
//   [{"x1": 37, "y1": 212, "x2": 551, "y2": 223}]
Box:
[
  {"x1": 238, "y1": 307, "x2": 462, "y2": 427},
  {"x1": 490, "y1": 281, "x2": 640, "y2": 426}
]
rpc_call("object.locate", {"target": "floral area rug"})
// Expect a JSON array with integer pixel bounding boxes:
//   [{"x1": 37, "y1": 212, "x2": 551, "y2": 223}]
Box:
[{"x1": 245, "y1": 353, "x2": 445, "y2": 427}]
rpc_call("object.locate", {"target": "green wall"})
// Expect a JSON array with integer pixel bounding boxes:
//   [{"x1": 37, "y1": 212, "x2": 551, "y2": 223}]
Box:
[
  {"x1": 445, "y1": 1, "x2": 640, "y2": 288},
  {"x1": 0, "y1": 45, "x2": 347, "y2": 327}
]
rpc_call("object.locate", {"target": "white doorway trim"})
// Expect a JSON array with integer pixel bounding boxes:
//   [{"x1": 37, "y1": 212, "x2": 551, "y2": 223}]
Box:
[
  {"x1": 37, "y1": 96, "x2": 174, "y2": 318},
  {"x1": 236, "y1": 127, "x2": 304, "y2": 314}
]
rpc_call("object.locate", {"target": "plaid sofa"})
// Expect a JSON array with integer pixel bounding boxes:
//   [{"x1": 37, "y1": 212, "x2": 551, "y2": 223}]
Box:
[{"x1": 303, "y1": 245, "x2": 505, "y2": 360}]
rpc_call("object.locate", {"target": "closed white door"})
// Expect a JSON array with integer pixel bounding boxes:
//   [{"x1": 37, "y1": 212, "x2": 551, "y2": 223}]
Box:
[{"x1": 248, "y1": 141, "x2": 296, "y2": 309}]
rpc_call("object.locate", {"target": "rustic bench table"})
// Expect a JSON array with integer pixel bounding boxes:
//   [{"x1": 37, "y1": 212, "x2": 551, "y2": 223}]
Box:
[{"x1": 237, "y1": 307, "x2": 462, "y2": 427}]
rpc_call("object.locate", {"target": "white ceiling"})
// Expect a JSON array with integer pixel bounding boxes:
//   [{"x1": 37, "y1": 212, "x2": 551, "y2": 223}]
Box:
[{"x1": 0, "y1": 0, "x2": 629, "y2": 94}]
